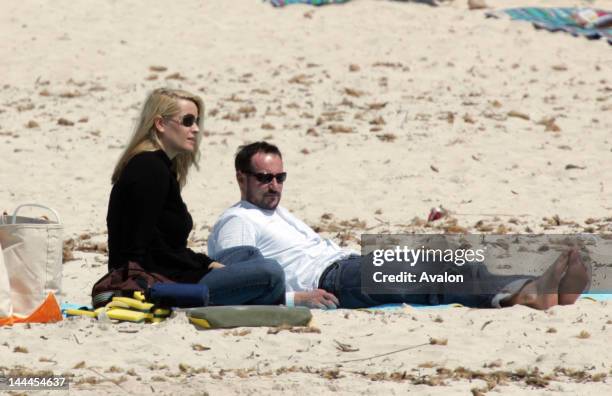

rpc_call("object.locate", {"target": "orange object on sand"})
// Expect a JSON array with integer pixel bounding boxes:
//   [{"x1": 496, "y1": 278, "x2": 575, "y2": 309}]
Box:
[{"x1": 0, "y1": 293, "x2": 63, "y2": 326}]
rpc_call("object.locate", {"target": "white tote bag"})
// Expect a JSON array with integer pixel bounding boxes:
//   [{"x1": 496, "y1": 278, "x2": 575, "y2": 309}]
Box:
[
  {"x1": 0, "y1": 242, "x2": 12, "y2": 317},
  {"x1": 0, "y1": 204, "x2": 63, "y2": 317}
]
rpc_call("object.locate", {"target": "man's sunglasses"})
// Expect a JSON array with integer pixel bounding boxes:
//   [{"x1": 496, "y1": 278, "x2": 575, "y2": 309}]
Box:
[
  {"x1": 166, "y1": 114, "x2": 200, "y2": 127},
  {"x1": 245, "y1": 171, "x2": 287, "y2": 184}
]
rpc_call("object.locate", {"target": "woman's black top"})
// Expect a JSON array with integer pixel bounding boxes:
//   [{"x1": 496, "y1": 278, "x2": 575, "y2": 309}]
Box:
[{"x1": 106, "y1": 150, "x2": 213, "y2": 282}]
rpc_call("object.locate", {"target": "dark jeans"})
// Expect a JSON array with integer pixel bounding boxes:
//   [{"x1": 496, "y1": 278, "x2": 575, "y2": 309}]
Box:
[
  {"x1": 199, "y1": 246, "x2": 285, "y2": 305},
  {"x1": 319, "y1": 255, "x2": 533, "y2": 309}
]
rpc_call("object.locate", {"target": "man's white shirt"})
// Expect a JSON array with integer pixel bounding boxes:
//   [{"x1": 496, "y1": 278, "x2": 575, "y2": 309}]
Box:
[{"x1": 207, "y1": 200, "x2": 355, "y2": 294}]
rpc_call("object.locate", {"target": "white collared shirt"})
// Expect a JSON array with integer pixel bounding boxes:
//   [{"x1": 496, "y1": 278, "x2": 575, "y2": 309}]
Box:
[{"x1": 208, "y1": 200, "x2": 355, "y2": 293}]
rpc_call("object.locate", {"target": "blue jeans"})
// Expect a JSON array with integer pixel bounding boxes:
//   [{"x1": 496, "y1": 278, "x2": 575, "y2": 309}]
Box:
[
  {"x1": 319, "y1": 255, "x2": 533, "y2": 309},
  {"x1": 199, "y1": 246, "x2": 285, "y2": 305}
]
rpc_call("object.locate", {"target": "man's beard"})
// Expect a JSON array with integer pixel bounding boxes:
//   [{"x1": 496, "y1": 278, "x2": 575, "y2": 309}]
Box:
[{"x1": 254, "y1": 192, "x2": 280, "y2": 210}]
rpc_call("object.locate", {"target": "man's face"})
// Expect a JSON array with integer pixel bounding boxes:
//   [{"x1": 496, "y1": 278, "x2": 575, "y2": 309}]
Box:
[{"x1": 239, "y1": 152, "x2": 284, "y2": 210}]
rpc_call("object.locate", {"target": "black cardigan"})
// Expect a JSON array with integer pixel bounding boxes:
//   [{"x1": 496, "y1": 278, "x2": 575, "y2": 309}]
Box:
[{"x1": 106, "y1": 150, "x2": 213, "y2": 282}]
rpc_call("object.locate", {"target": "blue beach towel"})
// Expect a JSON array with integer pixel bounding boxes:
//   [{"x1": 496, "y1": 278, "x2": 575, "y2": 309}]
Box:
[
  {"x1": 268, "y1": 0, "x2": 351, "y2": 7},
  {"x1": 61, "y1": 302, "x2": 92, "y2": 317},
  {"x1": 366, "y1": 293, "x2": 611, "y2": 311},
  {"x1": 486, "y1": 7, "x2": 612, "y2": 45},
  {"x1": 61, "y1": 294, "x2": 610, "y2": 317},
  {"x1": 366, "y1": 303, "x2": 461, "y2": 311}
]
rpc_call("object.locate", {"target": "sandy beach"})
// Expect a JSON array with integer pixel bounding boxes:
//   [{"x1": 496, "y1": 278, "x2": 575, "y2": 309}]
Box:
[{"x1": 1, "y1": 0, "x2": 611, "y2": 394}]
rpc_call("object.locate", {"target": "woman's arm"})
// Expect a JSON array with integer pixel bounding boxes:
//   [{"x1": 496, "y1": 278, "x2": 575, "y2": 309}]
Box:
[
  {"x1": 208, "y1": 261, "x2": 225, "y2": 270},
  {"x1": 119, "y1": 154, "x2": 170, "y2": 264}
]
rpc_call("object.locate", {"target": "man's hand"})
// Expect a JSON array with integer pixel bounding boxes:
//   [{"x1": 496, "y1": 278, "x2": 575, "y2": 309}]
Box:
[
  {"x1": 294, "y1": 289, "x2": 339, "y2": 309},
  {"x1": 208, "y1": 261, "x2": 225, "y2": 270}
]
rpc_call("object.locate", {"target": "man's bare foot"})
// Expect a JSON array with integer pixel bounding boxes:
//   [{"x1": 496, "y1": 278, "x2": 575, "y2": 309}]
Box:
[
  {"x1": 558, "y1": 248, "x2": 590, "y2": 305},
  {"x1": 504, "y1": 250, "x2": 569, "y2": 309}
]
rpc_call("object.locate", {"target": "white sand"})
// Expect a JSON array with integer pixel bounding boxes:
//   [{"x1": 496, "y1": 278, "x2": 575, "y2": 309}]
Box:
[{"x1": 1, "y1": 0, "x2": 611, "y2": 394}]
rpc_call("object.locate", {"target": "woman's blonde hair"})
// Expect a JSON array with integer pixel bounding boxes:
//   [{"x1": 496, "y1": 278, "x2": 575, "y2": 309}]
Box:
[{"x1": 111, "y1": 88, "x2": 204, "y2": 188}]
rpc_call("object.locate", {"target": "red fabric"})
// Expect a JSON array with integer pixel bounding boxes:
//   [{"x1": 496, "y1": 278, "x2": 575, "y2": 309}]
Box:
[{"x1": 0, "y1": 293, "x2": 62, "y2": 326}]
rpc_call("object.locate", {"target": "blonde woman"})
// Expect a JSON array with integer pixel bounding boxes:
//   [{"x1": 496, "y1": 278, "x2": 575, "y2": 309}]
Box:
[{"x1": 104, "y1": 88, "x2": 285, "y2": 305}]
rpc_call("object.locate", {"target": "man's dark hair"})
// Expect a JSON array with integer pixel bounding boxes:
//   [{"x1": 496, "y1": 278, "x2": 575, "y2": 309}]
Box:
[{"x1": 235, "y1": 141, "x2": 282, "y2": 173}]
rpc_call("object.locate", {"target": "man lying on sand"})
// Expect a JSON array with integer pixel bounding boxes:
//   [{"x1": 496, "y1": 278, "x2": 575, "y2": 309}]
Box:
[{"x1": 207, "y1": 141, "x2": 590, "y2": 310}]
